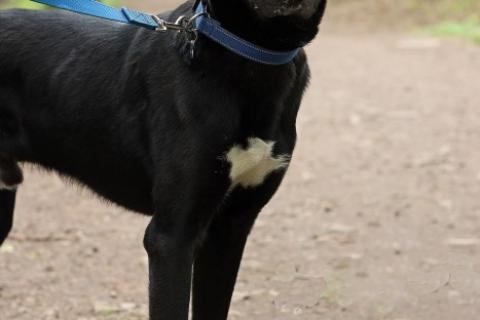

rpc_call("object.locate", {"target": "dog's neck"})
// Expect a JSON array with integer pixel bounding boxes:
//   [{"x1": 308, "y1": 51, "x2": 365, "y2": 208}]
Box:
[{"x1": 204, "y1": 0, "x2": 326, "y2": 51}]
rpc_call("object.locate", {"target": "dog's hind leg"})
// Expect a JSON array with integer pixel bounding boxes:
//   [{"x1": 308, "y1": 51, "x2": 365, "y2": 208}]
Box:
[
  {"x1": 0, "y1": 156, "x2": 23, "y2": 191},
  {"x1": 0, "y1": 86, "x2": 26, "y2": 246},
  {"x1": 0, "y1": 157, "x2": 22, "y2": 246},
  {"x1": 0, "y1": 189, "x2": 16, "y2": 246}
]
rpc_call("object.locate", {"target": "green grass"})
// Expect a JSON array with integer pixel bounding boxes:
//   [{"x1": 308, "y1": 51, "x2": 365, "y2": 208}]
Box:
[
  {"x1": 423, "y1": 18, "x2": 480, "y2": 44},
  {"x1": 407, "y1": 0, "x2": 480, "y2": 17},
  {"x1": 2, "y1": 0, "x2": 122, "y2": 10},
  {"x1": 407, "y1": 0, "x2": 480, "y2": 44},
  {"x1": 3, "y1": 0, "x2": 47, "y2": 9}
]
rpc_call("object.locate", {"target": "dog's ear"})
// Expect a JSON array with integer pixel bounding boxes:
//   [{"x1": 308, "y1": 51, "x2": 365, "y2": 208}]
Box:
[{"x1": 245, "y1": 0, "x2": 326, "y2": 20}]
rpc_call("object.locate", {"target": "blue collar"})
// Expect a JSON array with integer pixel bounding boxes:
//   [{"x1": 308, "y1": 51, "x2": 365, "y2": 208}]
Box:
[
  {"x1": 30, "y1": 0, "x2": 300, "y2": 65},
  {"x1": 193, "y1": 2, "x2": 300, "y2": 65}
]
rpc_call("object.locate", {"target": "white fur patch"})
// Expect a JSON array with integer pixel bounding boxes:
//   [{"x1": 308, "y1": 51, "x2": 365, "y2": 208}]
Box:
[{"x1": 227, "y1": 137, "x2": 290, "y2": 189}]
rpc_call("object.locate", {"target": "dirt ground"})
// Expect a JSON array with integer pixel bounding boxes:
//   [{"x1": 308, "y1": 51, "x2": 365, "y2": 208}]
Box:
[{"x1": 1, "y1": 1, "x2": 480, "y2": 320}]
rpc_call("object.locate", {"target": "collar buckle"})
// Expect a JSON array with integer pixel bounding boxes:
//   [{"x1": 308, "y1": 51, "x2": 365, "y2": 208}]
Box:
[{"x1": 151, "y1": 11, "x2": 208, "y2": 33}]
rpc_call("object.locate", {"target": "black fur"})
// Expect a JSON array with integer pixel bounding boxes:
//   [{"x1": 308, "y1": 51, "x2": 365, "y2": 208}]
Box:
[
  {"x1": 0, "y1": 0, "x2": 326, "y2": 319},
  {"x1": 0, "y1": 190, "x2": 16, "y2": 246}
]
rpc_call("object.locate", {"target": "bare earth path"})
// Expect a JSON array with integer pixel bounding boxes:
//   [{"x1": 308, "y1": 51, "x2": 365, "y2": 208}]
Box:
[{"x1": 1, "y1": 3, "x2": 480, "y2": 319}]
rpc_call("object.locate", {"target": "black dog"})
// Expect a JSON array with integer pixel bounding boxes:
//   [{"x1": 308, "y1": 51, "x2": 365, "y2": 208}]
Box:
[{"x1": 0, "y1": 0, "x2": 327, "y2": 319}]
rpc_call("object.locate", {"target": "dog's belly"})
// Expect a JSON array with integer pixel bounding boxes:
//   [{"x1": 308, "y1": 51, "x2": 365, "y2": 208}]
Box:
[{"x1": 226, "y1": 137, "x2": 290, "y2": 189}]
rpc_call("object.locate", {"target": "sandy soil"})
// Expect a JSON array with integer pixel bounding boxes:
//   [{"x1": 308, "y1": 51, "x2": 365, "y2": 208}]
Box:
[{"x1": 1, "y1": 1, "x2": 480, "y2": 319}]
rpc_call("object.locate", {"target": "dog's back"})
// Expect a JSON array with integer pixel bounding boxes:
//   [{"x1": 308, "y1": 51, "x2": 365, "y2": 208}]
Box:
[{"x1": 0, "y1": 9, "x2": 175, "y2": 214}]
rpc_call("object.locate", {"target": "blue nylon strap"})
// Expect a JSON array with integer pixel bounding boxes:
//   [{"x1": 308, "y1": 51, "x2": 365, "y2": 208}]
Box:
[
  {"x1": 121, "y1": 7, "x2": 158, "y2": 29},
  {"x1": 29, "y1": 0, "x2": 300, "y2": 65},
  {"x1": 31, "y1": 0, "x2": 158, "y2": 29}
]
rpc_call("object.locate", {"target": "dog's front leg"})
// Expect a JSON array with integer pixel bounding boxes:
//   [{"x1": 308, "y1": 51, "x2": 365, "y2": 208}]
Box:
[
  {"x1": 192, "y1": 176, "x2": 286, "y2": 320},
  {"x1": 192, "y1": 206, "x2": 259, "y2": 320},
  {"x1": 144, "y1": 166, "x2": 227, "y2": 320},
  {"x1": 144, "y1": 213, "x2": 197, "y2": 320}
]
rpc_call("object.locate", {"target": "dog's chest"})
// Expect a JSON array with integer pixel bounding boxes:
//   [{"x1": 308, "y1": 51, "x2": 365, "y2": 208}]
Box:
[{"x1": 226, "y1": 137, "x2": 290, "y2": 189}]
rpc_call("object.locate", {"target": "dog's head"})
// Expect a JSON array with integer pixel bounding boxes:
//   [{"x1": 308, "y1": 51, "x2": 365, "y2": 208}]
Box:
[
  {"x1": 246, "y1": 0, "x2": 326, "y2": 19},
  {"x1": 206, "y1": 0, "x2": 327, "y2": 50}
]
